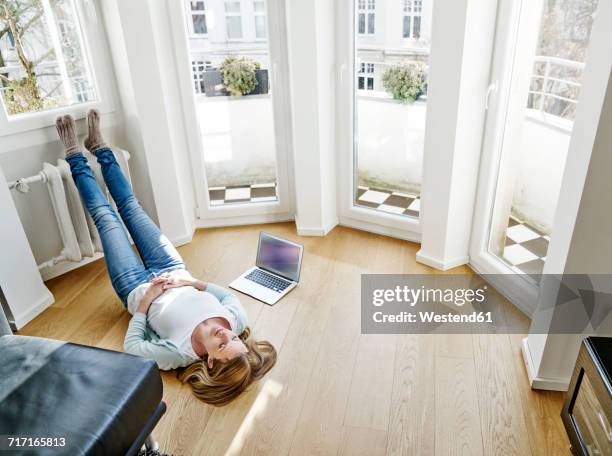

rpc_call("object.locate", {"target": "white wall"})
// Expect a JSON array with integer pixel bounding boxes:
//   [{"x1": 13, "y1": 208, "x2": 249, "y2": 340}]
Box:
[
  {"x1": 0, "y1": 165, "x2": 53, "y2": 329},
  {"x1": 197, "y1": 95, "x2": 277, "y2": 187},
  {"x1": 285, "y1": 0, "x2": 338, "y2": 235},
  {"x1": 356, "y1": 97, "x2": 425, "y2": 193},
  {"x1": 511, "y1": 116, "x2": 570, "y2": 234},
  {"x1": 417, "y1": 0, "x2": 497, "y2": 270}
]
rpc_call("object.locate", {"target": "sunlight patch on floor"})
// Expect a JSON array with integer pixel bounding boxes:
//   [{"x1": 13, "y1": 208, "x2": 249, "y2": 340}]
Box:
[{"x1": 226, "y1": 379, "x2": 283, "y2": 456}]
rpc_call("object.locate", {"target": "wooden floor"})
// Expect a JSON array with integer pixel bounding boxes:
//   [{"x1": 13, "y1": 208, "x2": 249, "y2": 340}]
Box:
[{"x1": 20, "y1": 223, "x2": 570, "y2": 456}]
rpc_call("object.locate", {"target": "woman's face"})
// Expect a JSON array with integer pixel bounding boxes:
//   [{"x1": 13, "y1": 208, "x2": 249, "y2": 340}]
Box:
[{"x1": 202, "y1": 321, "x2": 247, "y2": 368}]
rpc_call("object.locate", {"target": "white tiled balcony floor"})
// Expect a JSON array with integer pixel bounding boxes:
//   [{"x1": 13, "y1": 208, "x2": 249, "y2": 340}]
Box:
[
  {"x1": 502, "y1": 216, "x2": 549, "y2": 277},
  {"x1": 208, "y1": 182, "x2": 277, "y2": 206},
  {"x1": 356, "y1": 186, "x2": 420, "y2": 217}
]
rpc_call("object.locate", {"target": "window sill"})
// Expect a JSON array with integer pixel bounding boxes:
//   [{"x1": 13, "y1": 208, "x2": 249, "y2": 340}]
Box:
[
  {"x1": 0, "y1": 100, "x2": 114, "y2": 138},
  {"x1": 0, "y1": 105, "x2": 121, "y2": 153}
]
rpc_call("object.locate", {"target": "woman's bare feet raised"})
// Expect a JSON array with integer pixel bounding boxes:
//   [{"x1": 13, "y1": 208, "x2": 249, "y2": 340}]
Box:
[
  {"x1": 84, "y1": 109, "x2": 108, "y2": 153},
  {"x1": 55, "y1": 115, "x2": 80, "y2": 156}
]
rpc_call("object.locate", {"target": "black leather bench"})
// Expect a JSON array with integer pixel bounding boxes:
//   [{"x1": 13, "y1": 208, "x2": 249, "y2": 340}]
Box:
[{"x1": 0, "y1": 313, "x2": 166, "y2": 456}]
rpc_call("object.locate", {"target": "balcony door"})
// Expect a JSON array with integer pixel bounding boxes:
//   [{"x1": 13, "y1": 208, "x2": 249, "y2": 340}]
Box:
[
  {"x1": 171, "y1": 0, "x2": 294, "y2": 225},
  {"x1": 469, "y1": 0, "x2": 600, "y2": 313},
  {"x1": 337, "y1": 0, "x2": 434, "y2": 239}
]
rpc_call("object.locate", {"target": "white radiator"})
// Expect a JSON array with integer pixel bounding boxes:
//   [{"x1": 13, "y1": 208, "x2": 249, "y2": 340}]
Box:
[{"x1": 8, "y1": 149, "x2": 132, "y2": 281}]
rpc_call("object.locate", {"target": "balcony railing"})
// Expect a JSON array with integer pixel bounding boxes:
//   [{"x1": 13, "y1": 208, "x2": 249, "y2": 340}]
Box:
[{"x1": 527, "y1": 55, "x2": 584, "y2": 122}]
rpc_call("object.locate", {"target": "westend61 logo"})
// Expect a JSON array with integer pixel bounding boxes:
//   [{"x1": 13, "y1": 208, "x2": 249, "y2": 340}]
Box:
[
  {"x1": 372, "y1": 285, "x2": 487, "y2": 307},
  {"x1": 361, "y1": 274, "x2": 503, "y2": 334},
  {"x1": 362, "y1": 274, "x2": 612, "y2": 334}
]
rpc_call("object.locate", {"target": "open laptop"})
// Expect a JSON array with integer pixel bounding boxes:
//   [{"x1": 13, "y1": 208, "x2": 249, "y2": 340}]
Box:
[{"x1": 230, "y1": 232, "x2": 303, "y2": 305}]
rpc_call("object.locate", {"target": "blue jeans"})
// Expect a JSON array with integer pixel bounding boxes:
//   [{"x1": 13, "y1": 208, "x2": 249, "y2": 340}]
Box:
[{"x1": 67, "y1": 148, "x2": 185, "y2": 305}]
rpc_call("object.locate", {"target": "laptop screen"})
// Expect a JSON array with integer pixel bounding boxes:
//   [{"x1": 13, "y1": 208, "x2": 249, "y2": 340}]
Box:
[{"x1": 256, "y1": 232, "x2": 303, "y2": 282}]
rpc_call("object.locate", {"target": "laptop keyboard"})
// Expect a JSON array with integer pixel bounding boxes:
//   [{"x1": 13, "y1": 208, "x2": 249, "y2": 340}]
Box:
[{"x1": 245, "y1": 269, "x2": 292, "y2": 293}]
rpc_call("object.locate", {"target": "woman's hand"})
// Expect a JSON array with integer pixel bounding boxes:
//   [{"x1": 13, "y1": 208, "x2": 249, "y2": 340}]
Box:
[
  {"x1": 155, "y1": 272, "x2": 206, "y2": 291},
  {"x1": 146, "y1": 277, "x2": 170, "y2": 298},
  {"x1": 136, "y1": 276, "x2": 171, "y2": 315}
]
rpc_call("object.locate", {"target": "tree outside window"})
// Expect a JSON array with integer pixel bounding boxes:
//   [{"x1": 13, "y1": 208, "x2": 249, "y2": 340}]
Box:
[{"x1": 0, "y1": 0, "x2": 96, "y2": 116}]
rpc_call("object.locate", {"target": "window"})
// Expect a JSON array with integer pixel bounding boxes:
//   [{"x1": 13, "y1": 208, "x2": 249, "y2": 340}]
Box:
[
  {"x1": 225, "y1": 1, "x2": 243, "y2": 40},
  {"x1": 254, "y1": 0, "x2": 267, "y2": 39},
  {"x1": 0, "y1": 0, "x2": 97, "y2": 117},
  {"x1": 402, "y1": 0, "x2": 422, "y2": 39},
  {"x1": 357, "y1": 0, "x2": 375, "y2": 35},
  {"x1": 191, "y1": 60, "x2": 212, "y2": 94},
  {"x1": 357, "y1": 62, "x2": 375, "y2": 90},
  {"x1": 351, "y1": 0, "x2": 433, "y2": 223},
  {"x1": 189, "y1": 1, "x2": 208, "y2": 35}
]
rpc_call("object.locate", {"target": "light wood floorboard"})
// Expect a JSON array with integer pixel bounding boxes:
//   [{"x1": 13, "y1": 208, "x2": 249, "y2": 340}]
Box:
[{"x1": 18, "y1": 223, "x2": 569, "y2": 455}]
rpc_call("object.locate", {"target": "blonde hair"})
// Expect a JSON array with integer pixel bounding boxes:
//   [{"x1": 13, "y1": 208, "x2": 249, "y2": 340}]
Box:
[{"x1": 178, "y1": 327, "x2": 277, "y2": 406}]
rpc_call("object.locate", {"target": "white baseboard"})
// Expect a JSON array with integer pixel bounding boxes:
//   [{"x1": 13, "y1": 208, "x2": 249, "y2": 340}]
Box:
[
  {"x1": 11, "y1": 290, "x2": 55, "y2": 330},
  {"x1": 296, "y1": 217, "x2": 338, "y2": 236},
  {"x1": 521, "y1": 337, "x2": 570, "y2": 391},
  {"x1": 338, "y1": 216, "x2": 421, "y2": 243},
  {"x1": 170, "y1": 231, "x2": 195, "y2": 247},
  {"x1": 195, "y1": 213, "x2": 294, "y2": 229},
  {"x1": 415, "y1": 250, "x2": 469, "y2": 271}
]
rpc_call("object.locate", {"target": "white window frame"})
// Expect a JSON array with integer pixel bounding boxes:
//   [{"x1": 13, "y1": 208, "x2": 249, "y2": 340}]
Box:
[
  {"x1": 186, "y1": 0, "x2": 208, "y2": 36},
  {"x1": 357, "y1": 0, "x2": 375, "y2": 36},
  {"x1": 402, "y1": 0, "x2": 423, "y2": 40},
  {"x1": 357, "y1": 62, "x2": 375, "y2": 90},
  {"x1": 0, "y1": 0, "x2": 116, "y2": 137},
  {"x1": 224, "y1": 1, "x2": 244, "y2": 41},
  {"x1": 191, "y1": 60, "x2": 211, "y2": 95},
  {"x1": 169, "y1": 0, "x2": 295, "y2": 226},
  {"x1": 469, "y1": 0, "x2": 611, "y2": 315},
  {"x1": 253, "y1": 0, "x2": 267, "y2": 40},
  {"x1": 338, "y1": 0, "x2": 421, "y2": 241}
]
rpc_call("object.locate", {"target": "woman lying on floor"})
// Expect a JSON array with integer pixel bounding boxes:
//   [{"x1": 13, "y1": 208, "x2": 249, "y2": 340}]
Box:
[{"x1": 55, "y1": 111, "x2": 276, "y2": 406}]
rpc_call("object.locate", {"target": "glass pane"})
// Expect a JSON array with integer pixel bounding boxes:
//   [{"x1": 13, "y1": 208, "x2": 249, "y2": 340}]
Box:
[
  {"x1": 191, "y1": 1, "x2": 205, "y2": 11},
  {"x1": 358, "y1": 13, "x2": 366, "y2": 34},
  {"x1": 186, "y1": 1, "x2": 279, "y2": 206},
  {"x1": 254, "y1": 1, "x2": 265, "y2": 12},
  {"x1": 354, "y1": 0, "x2": 431, "y2": 218},
  {"x1": 225, "y1": 1, "x2": 241, "y2": 13},
  {"x1": 0, "y1": 0, "x2": 97, "y2": 116},
  {"x1": 192, "y1": 14, "x2": 208, "y2": 34},
  {"x1": 413, "y1": 16, "x2": 421, "y2": 39},
  {"x1": 489, "y1": 0, "x2": 598, "y2": 278},
  {"x1": 367, "y1": 13, "x2": 375, "y2": 34},
  {"x1": 226, "y1": 16, "x2": 243, "y2": 39},
  {"x1": 403, "y1": 16, "x2": 411, "y2": 38},
  {"x1": 255, "y1": 16, "x2": 266, "y2": 39}
]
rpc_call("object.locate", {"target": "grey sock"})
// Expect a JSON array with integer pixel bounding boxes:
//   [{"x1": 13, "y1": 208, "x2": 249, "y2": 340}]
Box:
[
  {"x1": 84, "y1": 109, "x2": 108, "y2": 153},
  {"x1": 55, "y1": 115, "x2": 81, "y2": 156}
]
